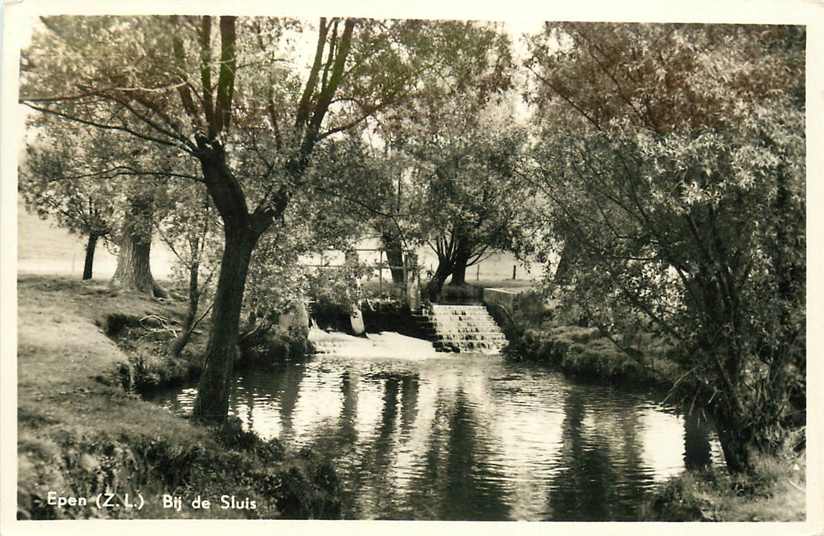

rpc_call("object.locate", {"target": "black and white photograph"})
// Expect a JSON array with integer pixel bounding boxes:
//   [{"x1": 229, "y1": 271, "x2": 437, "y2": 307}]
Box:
[{"x1": 0, "y1": 0, "x2": 820, "y2": 532}]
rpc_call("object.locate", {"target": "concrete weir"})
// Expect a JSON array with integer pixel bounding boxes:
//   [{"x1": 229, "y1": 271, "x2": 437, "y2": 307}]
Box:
[{"x1": 415, "y1": 304, "x2": 507, "y2": 354}]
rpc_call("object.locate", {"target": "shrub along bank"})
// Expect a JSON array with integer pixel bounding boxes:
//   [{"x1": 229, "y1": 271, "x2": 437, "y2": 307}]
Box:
[
  {"x1": 17, "y1": 275, "x2": 339, "y2": 520},
  {"x1": 506, "y1": 325, "x2": 681, "y2": 387},
  {"x1": 496, "y1": 290, "x2": 681, "y2": 387},
  {"x1": 641, "y1": 450, "x2": 806, "y2": 521}
]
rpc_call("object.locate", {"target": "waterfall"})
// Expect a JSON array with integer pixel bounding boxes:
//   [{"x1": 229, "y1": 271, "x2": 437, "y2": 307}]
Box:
[{"x1": 419, "y1": 304, "x2": 507, "y2": 354}]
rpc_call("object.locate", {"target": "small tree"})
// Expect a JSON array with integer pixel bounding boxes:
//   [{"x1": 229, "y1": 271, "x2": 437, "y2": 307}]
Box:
[
  {"x1": 20, "y1": 117, "x2": 119, "y2": 280},
  {"x1": 154, "y1": 184, "x2": 222, "y2": 357},
  {"x1": 406, "y1": 116, "x2": 535, "y2": 301}
]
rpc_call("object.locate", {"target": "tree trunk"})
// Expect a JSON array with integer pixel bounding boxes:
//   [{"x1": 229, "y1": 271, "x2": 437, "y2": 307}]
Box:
[
  {"x1": 82, "y1": 233, "x2": 99, "y2": 280},
  {"x1": 168, "y1": 250, "x2": 201, "y2": 358},
  {"x1": 683, "y1": 410, "x2": 712, "y2": 471},
  {"x1": 715, "y1": 415, "x2": 753, "y2": 474},
  {"x1": 110, "y1": 193, "x2": 165, "y2": 296},
  {"x1": 405, "y1": 253, "x2": 421, "y2": 311},
  {"x1": 426, "y1": 259, "x2": 453, "y2": 302},
  {"x1": 553, "y1": 240, "x2": 575, "y2": 285},
  {"x1": 192, "y1": 224, "x2": 259, "y2": 422},
  {"x1": 450, "y1": 261, "x2": 468, "y2": 286},
  {"x1": 382, "y1": 231, "x2": 405, "y2": 285},
  {"x1": 448, "y1": 236, "x2": 472, "y2": 286},
  {"x1": 450, "y1": 252, "x2": 470, "y2": 286}
]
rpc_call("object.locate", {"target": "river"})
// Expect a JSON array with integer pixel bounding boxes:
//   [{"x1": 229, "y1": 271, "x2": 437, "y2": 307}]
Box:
[{"x1": 148, "y1": 330, "x2": 724, "y2": 521}]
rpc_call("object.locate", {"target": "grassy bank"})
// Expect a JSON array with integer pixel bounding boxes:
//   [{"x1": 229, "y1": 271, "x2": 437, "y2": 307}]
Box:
[
  {"x1": 642, "y1": 452, "x2": 806, "y2": 521},
  {"x1": 506, "y1": 325, "x2": 682, "y2": 388},
  {"x1": 17, "y1": 274, "x2": 340, "y2": 520}
]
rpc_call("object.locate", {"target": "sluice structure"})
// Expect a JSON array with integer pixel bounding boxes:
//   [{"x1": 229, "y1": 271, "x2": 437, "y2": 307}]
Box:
[{"x1": 414, "y1": 304, "x2": 508, "y2": 354}]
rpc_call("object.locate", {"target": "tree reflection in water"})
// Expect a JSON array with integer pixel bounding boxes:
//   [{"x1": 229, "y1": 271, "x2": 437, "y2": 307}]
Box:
[{"x1": 150, "y1": 355, "x2": 719, "y2": 520}]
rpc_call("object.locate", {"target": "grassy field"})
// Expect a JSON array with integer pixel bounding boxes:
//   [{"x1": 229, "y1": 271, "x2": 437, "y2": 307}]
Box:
[
  {"x1": 16, "y1": 274, "x2": 340, "y2": 520},
  {"x1": 17, "y1": 199, "x2": 174, "y2": 278}
]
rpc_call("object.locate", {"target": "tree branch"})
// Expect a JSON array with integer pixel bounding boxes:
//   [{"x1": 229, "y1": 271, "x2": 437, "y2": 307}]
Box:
[
  {"x1": 213, "y1": 16, "x2": 237, "y2": 137},
  {"x1": 22, "y1": 102, "x2": 188, "y2": 151}
]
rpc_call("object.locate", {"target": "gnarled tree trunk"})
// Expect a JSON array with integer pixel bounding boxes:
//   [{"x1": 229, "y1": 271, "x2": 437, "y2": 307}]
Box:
[
  {"x1": 191, "y1": 143, "x2": 273, "y2": 423},
  {"x1": 192, "y1": 222, "x2": 260, "y2": 421},
  {"x1": 110, "y1": 192, "x2": 166, "y2": 297},
  {"x1": 381, "y1": 230, "x2": 405, "y2": 285}
]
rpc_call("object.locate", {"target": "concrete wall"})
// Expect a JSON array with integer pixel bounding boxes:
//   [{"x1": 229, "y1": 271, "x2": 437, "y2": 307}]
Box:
[{"x1": 482, "y1": 287, "x2": 520, "y2": 311}]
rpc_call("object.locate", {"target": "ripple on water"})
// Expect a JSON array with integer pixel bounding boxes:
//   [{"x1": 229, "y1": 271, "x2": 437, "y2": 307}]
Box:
[{"x1": 147, "y1": 344, "x2": 724, "y2": 521}]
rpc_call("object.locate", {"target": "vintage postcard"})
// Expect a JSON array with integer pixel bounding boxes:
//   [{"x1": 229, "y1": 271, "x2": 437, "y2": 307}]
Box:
[{"x1": 0, "y1": 0, "x2": 821, "y2": 534}]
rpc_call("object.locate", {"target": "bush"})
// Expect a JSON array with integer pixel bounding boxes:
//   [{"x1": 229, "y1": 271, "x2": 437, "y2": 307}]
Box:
[
  {"x1": 507, "y1": 325, "x2": 665, "y2": 385},
  {"x1": 238, "y1": 329, "x2": 313, "y2": 369},
  {"x1": 309, "y1": 298, "x2": 352, "y2": 333}
]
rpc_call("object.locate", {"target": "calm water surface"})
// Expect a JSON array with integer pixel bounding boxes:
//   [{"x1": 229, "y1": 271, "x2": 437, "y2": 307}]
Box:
[{"x1": 149, "y1": 350, "x2": 723, "y2": 520}]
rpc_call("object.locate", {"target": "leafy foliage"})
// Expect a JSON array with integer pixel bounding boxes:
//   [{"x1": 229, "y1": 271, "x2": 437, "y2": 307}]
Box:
[
  {"x1": 526, "y1": 22, "x2": 805, "y2": 471},
  {"x1": 19, "y1": 117, "x2": 124, "y2": 248}
]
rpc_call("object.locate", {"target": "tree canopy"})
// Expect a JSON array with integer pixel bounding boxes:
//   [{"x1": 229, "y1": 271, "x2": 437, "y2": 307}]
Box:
[{"x1": 525, "y1": 22, "x2": 805, "y2": 472}]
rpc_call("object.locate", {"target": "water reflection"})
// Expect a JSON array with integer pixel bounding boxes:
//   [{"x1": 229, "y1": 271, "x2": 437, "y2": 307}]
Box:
[
  {"x1": 150, "y1": 354, "x2": 724, "y2": 520},
  {"x1": 684, "y1": 409, "x2": 713, "y2": 471}
]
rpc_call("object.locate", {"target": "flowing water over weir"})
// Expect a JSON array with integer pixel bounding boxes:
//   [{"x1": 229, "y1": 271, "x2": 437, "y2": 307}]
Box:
[
  {"x1": 149, "y1": 331, "x2": 725, "y2": 521},
  {"x1": 416, "y1": 304, "x2": 508, "y2": 354}
]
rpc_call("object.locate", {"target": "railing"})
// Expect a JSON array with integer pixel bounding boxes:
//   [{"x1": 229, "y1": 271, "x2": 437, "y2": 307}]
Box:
[{"x1": 300, "y1": 247, "x2": 422, "y2": 300}]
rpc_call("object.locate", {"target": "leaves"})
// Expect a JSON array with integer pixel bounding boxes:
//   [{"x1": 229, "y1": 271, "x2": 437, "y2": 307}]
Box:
[{"x1": 526, "y1": 22, "x2": 805, "y2": 460}]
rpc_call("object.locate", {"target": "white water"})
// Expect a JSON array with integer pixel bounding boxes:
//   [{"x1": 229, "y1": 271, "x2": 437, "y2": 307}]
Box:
[
  {"x1": 425, "y1": 304, "x2": 508, "y2": 354},
  {"x1": 309, "y1": 327, "x2": 443, "y2": 359}
]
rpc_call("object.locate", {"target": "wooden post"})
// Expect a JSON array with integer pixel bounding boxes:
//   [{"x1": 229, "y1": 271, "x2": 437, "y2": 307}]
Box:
[
  {"x1": 476, "y1": 264, "x2": 480, "y2": 281},
  {"x1": 378, "y1": 249, "x2": 383, "y2": 295},
  {"x1": 512, "y1": 264, "x2": 516, "y2": 280},
  {"x1": 402, "y1": 251, "x2": 408, "y2": 301},
  {"x1": 406, "y1": 252, "x2": 420, "y2": 311}
]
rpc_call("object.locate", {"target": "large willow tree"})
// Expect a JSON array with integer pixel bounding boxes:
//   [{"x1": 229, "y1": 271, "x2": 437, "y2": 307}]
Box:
[
  {"x1": 526, "y1": 23, "x2": 805, "y2": 473},
  {"x1": 21, "y1": 15, "x2": 513, "y2": 422}
]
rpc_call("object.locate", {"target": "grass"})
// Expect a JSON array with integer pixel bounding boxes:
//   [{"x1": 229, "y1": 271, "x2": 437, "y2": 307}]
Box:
[
  {"x1": 508, "y1": 325, "x2": 682, "y2": 387},
  {"x1": 471, "y1": 278, "x2": 537, "y2": 290},
  {"x1": 16, "y1": 274, "x2": 341, "y2": 520},
  {"x1": 642, "y1": 451, "x2": 806, "y2": 521}
]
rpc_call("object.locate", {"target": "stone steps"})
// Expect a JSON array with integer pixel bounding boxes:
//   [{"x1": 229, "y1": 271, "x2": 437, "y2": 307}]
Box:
[{"x1": 419, "y1": 304, "x2": 507, "y2": 354}]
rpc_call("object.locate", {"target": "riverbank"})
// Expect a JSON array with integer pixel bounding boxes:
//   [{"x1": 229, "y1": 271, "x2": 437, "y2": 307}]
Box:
[
  {"x1": 16, "y1": 274, "x2": 340, "y2": 520},
  {"x1": 506, "y1": 325, "x2": 682, "y2": 388},
  {"x1": 642, "y1": 451, "x2": 806, "y2": 521},
  {"x1": 501, "y1": 299, "x2": 806, "y2": 522}
]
